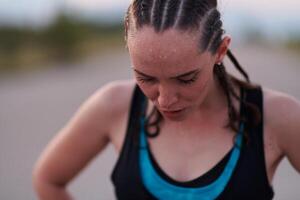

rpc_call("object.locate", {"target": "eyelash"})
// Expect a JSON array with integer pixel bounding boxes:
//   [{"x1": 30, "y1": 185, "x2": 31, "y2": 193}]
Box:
[
  {"x1": 137, "y1": 76, "x2": 197, "y2": 85},
  {"x1": 179, "y1": 77, "x2": 197, "y2": 84},
  {"x1": 137, "y1": 77, "x2": 156, "y2": 84}
]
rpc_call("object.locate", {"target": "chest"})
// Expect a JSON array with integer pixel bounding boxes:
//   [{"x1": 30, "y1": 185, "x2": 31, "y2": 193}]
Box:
[
  {"x1": 111, "y1": 122, "x2": 276, "y2": 200},
  {"x1": 146, "y1": 125, "x2": 236, "y2": 182},
  {"x1": 146, "y1": 125, "x2": 283, "y2": 184},
  {"x1": 111, "y1": 114, "x2": 283, "y2": 185}
]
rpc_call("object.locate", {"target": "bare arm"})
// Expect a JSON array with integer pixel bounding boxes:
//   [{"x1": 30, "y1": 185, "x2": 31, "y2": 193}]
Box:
[
  {"x1": 278, "y1": 96, "x2": 300, "y2": 172},
  {"x1": 266, "y1": 90, "x2": 300, "y2": 173},
  {"x1": 32, "y1": 81, "x2": 131, "y2": 199}
]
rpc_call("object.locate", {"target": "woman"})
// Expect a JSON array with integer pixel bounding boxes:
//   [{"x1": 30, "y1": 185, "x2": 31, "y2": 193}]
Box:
[{"x1": 32, "y1": 0, "x2": 300, "y2": 199}]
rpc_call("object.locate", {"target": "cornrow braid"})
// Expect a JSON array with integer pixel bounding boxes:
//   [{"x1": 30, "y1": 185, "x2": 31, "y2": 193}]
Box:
[
  {"x1": 133, "y1": 0, "x2": 153, "y2": 28},
  {"x1": 151, "y1": 0, "x2": 168, "y2": 31},
  {"x1": 201, "y1": 8, "x2": 222, "y2": 52},
  {"x1": 160, "y1": 0, "x2": 181, "y2": 30},
  {"x1": 214, "y1": 63, "x2": 240, "y2": 132},
  {"x1": 227, "y1": 49, "x2": 250, "y2": 82},
  {"x1": 176, "y1": 0, "x2": 210, "y2": 30}
]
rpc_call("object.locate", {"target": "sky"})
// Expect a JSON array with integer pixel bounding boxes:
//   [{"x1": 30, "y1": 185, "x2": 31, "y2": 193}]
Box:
[{"x1": 0, "y1": 0, "x2": 300, "y2": 40}]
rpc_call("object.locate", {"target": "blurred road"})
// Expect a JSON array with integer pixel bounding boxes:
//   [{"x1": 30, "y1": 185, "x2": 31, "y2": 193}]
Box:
[{"x1": 0, "y1": 46, "x2": 299, "y2": 200}]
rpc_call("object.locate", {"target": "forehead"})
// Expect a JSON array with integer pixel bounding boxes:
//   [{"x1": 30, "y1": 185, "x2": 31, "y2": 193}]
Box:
[{"x1": 128, "y1": 27, "x2": 211, "y2": 73}]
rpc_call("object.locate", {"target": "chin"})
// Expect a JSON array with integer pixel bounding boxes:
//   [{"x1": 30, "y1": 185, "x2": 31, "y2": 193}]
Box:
[{"x1": 160, "y1": 108, "x2": 189, "y2": 122}]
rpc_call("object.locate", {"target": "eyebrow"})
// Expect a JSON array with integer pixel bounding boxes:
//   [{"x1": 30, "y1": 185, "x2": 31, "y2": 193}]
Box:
[{"x1": 133, "y1": 68, "x2": 201, "y2": 79}]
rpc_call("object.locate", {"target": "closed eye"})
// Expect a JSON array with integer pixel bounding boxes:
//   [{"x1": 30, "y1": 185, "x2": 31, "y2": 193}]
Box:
[
  {"x1": 178, "y1": 76, "x2": 197, "y2": 85},
  {"x1": 176, "y1": 71, "x2": 199, "y2": 85},
  {"x1": 137, "y1": 76, "x2": 157, "y2": 84},
  {"x1": 134, "y1": 68, "x2": 200, "y2": 85}
]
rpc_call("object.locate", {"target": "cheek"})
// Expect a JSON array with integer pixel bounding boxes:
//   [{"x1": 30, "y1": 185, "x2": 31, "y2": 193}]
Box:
[
  {"x1": 136, "y1": 82, "x2": 158, "y2": 101},
  {"x1": 197, "y1": 72, "x2": 212, "y2": 91},
  {"x1": 181, "y1": 72, "x2": 212, "y2": 101}
]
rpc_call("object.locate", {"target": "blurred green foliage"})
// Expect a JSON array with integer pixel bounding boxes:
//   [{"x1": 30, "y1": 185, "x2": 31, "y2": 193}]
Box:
[{"x1": 0, "y1": 14, "x2": 124, "y2": 73}]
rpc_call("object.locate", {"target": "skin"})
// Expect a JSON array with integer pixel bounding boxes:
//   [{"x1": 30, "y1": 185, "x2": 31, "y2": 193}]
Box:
[
  {"x1": 32, "y1": 27, "x2": 300, "y2": 199},
  {"x1": 128, "y1": 28, "x2": 229, "y2": 122}
]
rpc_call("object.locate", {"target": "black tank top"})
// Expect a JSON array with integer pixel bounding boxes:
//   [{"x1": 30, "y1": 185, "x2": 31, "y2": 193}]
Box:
[{"x1": 111, "y1": 85, "x2": 274, "y2": 199}]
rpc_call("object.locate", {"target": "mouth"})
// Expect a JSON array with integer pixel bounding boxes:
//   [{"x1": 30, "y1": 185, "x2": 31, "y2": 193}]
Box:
[{"x1": 161, "y1": 108, "x2": 185, "y2": 116}]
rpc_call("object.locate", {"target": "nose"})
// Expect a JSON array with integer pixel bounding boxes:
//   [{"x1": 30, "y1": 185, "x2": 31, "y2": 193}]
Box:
[{"x1": 157, "y1": 85, "x2": 178, "y2": 110}]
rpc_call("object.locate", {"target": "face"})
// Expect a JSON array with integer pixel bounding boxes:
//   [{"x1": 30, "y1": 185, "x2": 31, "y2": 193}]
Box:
[{"x1": 128, "y1": 27, "x2": 223, "y2": 121}]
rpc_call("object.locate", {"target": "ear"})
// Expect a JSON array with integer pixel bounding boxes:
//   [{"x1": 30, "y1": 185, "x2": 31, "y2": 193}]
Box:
[{"x1": 215, "y1": 36, "x2": 231, "y2": 64}]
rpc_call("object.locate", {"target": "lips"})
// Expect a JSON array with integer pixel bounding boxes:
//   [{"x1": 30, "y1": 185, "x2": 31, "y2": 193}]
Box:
[
  {"x1": 160, "y1": 108, "x2": 185, "y2": 119},
  {"x1": 161, "y1": 108, "x2": 184, "y2": 115},
  {"x1": 162, "y1": 109, "x2": 183, "y2": 113}
]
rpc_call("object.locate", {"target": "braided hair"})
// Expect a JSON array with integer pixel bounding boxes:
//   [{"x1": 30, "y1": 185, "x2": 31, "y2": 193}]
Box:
[{"x1": 124, "y1": 0, "x2": 259, "y2": 137}]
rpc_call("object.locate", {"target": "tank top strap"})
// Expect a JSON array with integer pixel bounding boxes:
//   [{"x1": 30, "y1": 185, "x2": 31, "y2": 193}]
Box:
[
  {"x1": 243, "y1": 85, "x2": 273, "y2": 195},
  {"x1": 244, "y1": 86, "x2": 264, "y2": 143},
  {"x1": 245, "y1": 86, "x2": 263, "y2": 133},
  {"x1": 111, "y1": 84, "x2": 146, "y2": 181}
]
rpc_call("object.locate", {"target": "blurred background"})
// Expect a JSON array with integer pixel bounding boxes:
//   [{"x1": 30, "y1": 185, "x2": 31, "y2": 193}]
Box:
[{"x1": 0, "y1": 0, "x2": 299, "y2": 199}]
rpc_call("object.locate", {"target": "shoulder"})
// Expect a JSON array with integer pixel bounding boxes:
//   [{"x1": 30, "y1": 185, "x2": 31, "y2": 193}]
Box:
[
  {"x1": 263, "y1": 87, "x2": 300, "y2": 172},
  {"x1": 95, "y1": 79, "x2": 136, "y2": 110},
  {"x1": 91, "y1": 79, "x2": 136, "y2": 122},
  {"x1": 94, "y1": 79, "x2": 137, "y2": 137},
  {"x1": 72, "y1": 79, "x2": 136, "y2": 139},
  {"x1": 263, "y1": 88, "x2": 300, "y2": 130},
  {"x1": 91, "y1": 79, "x2": 137, "y2": 151}
]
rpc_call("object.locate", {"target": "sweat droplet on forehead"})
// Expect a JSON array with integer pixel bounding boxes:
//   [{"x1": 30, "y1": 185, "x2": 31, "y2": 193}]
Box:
[
  {"x1": 128, "y1": 28, "x2": 213, "y2": 72},
  {"x1": 129, "y1": 28, "x2": 199, "y2": 56},
  {"x1": 159, "y1": 54, "x2": 168, "y2": 59}
]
